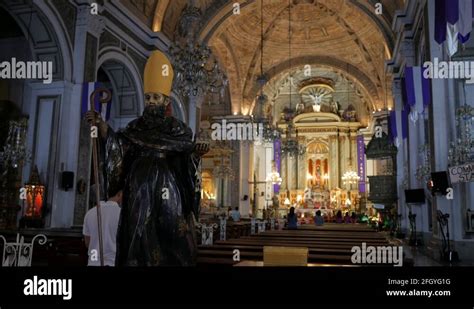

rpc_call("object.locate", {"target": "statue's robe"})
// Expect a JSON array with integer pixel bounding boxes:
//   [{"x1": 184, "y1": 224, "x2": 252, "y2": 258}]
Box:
[{"x1": 104, "y1": 114, "x2": 200, "y2": 266}]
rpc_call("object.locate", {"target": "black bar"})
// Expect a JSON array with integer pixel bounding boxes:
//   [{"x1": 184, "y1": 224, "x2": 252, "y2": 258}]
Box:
[{"x1": 0, "y1": 267, "x2": 472, "y2": 306}]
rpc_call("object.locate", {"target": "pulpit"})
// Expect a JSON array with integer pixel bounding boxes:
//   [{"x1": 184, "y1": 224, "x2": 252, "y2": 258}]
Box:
[{"x1": 365, "y1": 126, "x2": 398, "y2": 210}]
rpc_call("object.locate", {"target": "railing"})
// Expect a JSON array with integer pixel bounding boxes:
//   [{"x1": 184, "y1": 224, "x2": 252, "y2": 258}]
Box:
[
  {"x1": 195, "y1": 223, "x2": 218, "y2": 246},
  {"x1": 0, "y1": 233, "x2": 47, "y2": 267}
]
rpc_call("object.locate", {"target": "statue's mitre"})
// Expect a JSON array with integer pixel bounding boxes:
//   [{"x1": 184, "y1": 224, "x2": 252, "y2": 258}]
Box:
[{"x1": 144, "y1": 50, "x2": 174, "y2": 96}]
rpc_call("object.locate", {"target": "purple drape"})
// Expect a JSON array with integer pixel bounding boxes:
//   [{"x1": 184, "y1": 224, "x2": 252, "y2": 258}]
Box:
[
  {"x1": 435, "y1": 0, "x2": 448, "y2": 44},
  {"x1": 404, "y1": 67, "x2": 416, "y2": 107},
  {"x1": 446, "y1": 0, "x2": 459, "y2": 25},
  {"x1": 357, "y1": 135, "x2": 366, "y2": 193},
  {"x1": 401, "y1": 107, "x2": 409, "y2": 139},
  {"x1": 389, "y1": 110, "x2": 397, "y2": 142},
  {"x1": 273, "y1": 139, "x2": 281, "y2": 193}
]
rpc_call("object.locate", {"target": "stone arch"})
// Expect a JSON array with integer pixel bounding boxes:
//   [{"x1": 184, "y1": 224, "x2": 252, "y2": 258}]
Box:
[
  {"x1": 198, "y1": 0, "x2": 394, "y2": 51},
  {"x1": 247, "y1": 55, "x2": 380, "y2": 112},
  {"x1": 0, "y1": 0, "x2": 72, "y2": 81},
  {"x1": 97, "y1": 49, "x2": 144, "y2": 121}
]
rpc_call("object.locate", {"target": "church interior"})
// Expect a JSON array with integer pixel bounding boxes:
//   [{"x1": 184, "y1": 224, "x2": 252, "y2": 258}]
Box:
[{"x1": 0, "y1": 0, "x2": 474, "y2": 267}]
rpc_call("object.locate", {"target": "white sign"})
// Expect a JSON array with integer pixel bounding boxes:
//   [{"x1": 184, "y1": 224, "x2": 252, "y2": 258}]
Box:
[
  {"x1": 448, "y1": 163, "x2": 474, "y2": 184},
  {"x1": 373, "y1": 204, "x2": 385, "y2": 210}
]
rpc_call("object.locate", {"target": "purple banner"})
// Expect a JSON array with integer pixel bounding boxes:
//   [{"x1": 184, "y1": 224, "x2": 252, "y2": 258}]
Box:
[
  {"x1": 435, "y1": 0, "x2": 447, "y2": 44},
  {"x1": 389, "y1": 110, "x2": 397, "y2": 143},
  {"x1": 273, "y1": 139, "x2": 281, "y2": 193},
  {"x1": 357, "y1": 135, "x2": 366, "y2": 193}
]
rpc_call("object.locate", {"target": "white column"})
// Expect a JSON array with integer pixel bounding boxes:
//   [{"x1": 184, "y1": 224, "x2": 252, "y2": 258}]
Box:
[
  {"x1": 290, "y1": 155, "x2": 297, "y2": 190},
  {"x1": 298, "y1": 152, "x2": 306, "y2": 190},
  {"x1": 239, "y1": 141, "x2": 250, "y2": 217},
  {"x1": 427, "y1": 0, "x2": 459, "y2": 242},
  {"x1": 392, "y1": 80, "x2": 409, "y2": 232},
  {"x1": 188, "y1": 95, "x2": 201, "y2": 136},
  {"x1": 264, "y1": 143, "x2": 273, "y2": 204},
  {"x1": 281, "y1": 155, "x2": 287, "y2": 191},
  {"x1": 328, "y1": 135, "x2": 336, "y2": 189}
]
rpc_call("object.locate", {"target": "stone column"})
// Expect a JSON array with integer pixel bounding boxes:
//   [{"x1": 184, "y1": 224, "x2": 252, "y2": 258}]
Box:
[
  {"x1": 328, "y1": 135, "x2": 337, "y2": 189},
  {"x1": 290, "y1": 155, "x2": 297, "y2": 190},
  {"x1": 339, "y1": 133, "x2": 346, "y2": 188},
  {"x1": 239, "y1": 141, "x2": 251, "y2": 217},
  {"x1": 281, "y1": 155, "x2": 287, "y2": 191},
  {"x1": 427, "y1": 0, "x2": 453, "y2": 241},
  {"x1": 298, "y1": 153, "x2": 306, "y2": 190},
  {"x1": 188, "y1": 95, "x2": 199, "y2": 136},
  {"x1": 70, "y1": 7, "x2": 105, "y2": 227},
  {"x1": 392, "y1": 79, "x2": 409, "y2": 231}
]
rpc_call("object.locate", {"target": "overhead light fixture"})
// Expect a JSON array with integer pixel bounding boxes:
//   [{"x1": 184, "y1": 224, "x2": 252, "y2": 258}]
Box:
[{"x1": 265, "y1": 161, "x2": 282, "y2": 185}]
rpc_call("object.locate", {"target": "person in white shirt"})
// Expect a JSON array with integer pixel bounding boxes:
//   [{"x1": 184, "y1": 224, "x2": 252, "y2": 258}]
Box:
[
  {"x1": 230, "y1": 207, "x2": 241, "y2": 222},
  {"x1": 83, "y1": 190, "x2": 122, "y2": 266}
]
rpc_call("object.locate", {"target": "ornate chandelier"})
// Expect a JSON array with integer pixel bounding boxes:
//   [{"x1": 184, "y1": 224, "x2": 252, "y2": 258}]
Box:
[
  {"x1": 448, "y1": 105, "x2": 474, "y2": 166},
  {"x1": 281, "y1": 4, "x2": 304, "y2": 157},
  {"x1": 342, "y1": 170, "x2": 360, "y2": 186},
  {"x1": 266, "y1": 161, "x2": 282, "y2": 185},
  {"x1": 169, "y1": 43, "x2": 227, "y2": 98},
  {"x1": 252, "y1": 0, "x2": 280, "y2": 144},
  {"x1": 2, "y1": 118, "x2": 30, "y2": 169},
  {"x1": 281, "y1": 122, "x2": 305, "y2": 157},
  {"x1": 213, "y1": 164, "x2": 235, "y2": 181},
  {"x1": 168, "y1": 5, "x2": 227, "y2": 98},
  {"x1": 415, "y1": 144, "x2": 431, "y2": 181}
]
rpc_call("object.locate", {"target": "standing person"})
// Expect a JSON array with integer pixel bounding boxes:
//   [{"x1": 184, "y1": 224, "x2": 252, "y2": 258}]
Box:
[
  {"x1": 351, "y1": 212, "x2": 357, "y2": 223},
  {"x1": 314, "y1": 210, "x2": 324, "y2": 226},
  {"x1": 83, "y1": 190, "x2": 122, "y2": 266},
  {"x1": 287, "y1": 207, "x2": 298, "y2": 230},
  {"x1": 344, "y1": 212, "x2": 351, "y2": 223},
  {"x1": 230, "y1": 207, "x2": 241, "y2": 222}
]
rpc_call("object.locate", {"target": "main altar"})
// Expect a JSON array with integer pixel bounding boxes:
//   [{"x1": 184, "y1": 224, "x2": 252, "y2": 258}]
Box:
[{"x1": 273, "y1": 77, "x2": 366, "y2": 217}]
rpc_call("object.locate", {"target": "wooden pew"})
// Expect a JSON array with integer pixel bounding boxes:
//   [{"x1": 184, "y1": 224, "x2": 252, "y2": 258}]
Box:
[{"x1": 198, "y1": 223, "x2": 395, "y2": 266}]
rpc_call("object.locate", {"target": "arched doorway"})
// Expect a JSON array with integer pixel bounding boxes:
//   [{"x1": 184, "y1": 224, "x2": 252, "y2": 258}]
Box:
[{"x1": 0, "y1": 2, "x2": 70, "y2": 228}]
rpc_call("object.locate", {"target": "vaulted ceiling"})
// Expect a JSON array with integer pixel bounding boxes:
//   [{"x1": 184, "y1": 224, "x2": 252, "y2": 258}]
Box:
[{"x1": 123, "y1": 0, "x2": 406, "y2": 118}]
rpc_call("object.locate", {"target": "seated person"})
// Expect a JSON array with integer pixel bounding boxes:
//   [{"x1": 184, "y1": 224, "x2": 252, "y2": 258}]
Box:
[
  {"x1": 230, "y1": 207, "x2": 241, "y2": 222},
  {"x1": 314, "y1": 210, "x2": 324, "y2": 226},
  {"x1": 287, "y1": 207, "x2": 298, "y2": 229},
  {"x1": 350, "y1": 212, "x2": 357, "y2": 223},
  {"x1": 344, "y1": 212, "x2": 351, "y2": 223},
  {"x1": 335, "y1": 210, "x2": 343, "y2": 223},
  {"x1": 359, "y1": 213, "x2": 369, "y2": 223}
]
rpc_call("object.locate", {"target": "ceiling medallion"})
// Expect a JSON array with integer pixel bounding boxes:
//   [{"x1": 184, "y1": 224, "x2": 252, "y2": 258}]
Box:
[{"x1": 299, "y1": 78, "x2": 335, "y2": 112}]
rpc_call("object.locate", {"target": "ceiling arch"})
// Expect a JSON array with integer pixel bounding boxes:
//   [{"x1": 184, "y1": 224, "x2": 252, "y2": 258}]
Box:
[
  {"x1": 200, "y1": 0, "x2": 396, "y2": 117},
  {"x1": 148, "y1": 0, "x2": 405, "y2": 118},
  {"x1": 246, "y1": 55, "x2": 379, "y2": 106},
  {"x1": 197, "y1": 0, "x2": 395, "y2": 49}
]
